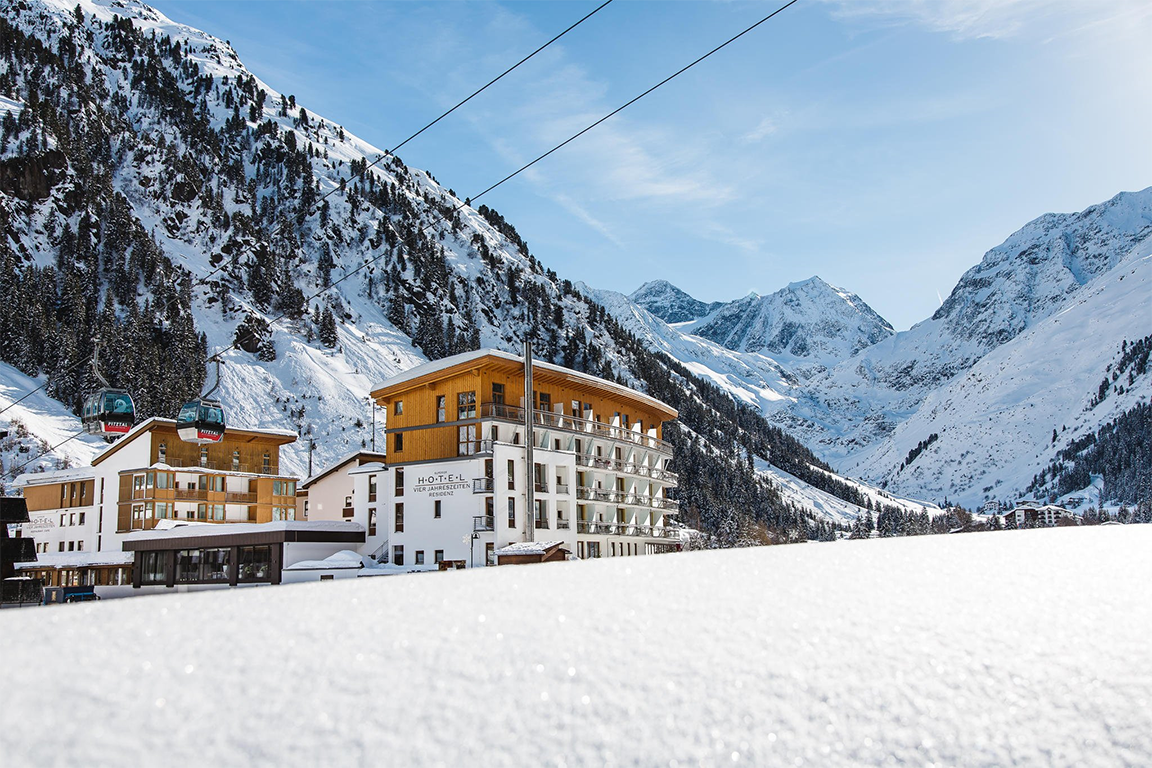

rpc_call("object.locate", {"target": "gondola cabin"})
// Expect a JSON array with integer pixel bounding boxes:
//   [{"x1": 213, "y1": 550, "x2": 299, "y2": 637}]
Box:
[
  {"x1": 176, "y1": 399, "x2": 226, "y2": 444},
  {"x1": 81, "y1": 389, "x2": 135, "y2": 437}
]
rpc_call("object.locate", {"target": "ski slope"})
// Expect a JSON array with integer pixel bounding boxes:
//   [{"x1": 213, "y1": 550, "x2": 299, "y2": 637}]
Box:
[{"x1": 3, "y1": 526, "x2": 1149, "y2": 765}]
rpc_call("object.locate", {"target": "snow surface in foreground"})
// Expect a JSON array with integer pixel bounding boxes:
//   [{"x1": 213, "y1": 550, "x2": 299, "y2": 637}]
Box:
[{"x1": 3, "y1": 527, "x2": 1150, "y2": 766}]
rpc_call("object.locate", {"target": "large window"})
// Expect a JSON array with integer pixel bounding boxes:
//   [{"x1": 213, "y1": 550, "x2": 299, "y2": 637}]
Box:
[
  {"x1": 368, "y1": 475, "x2": 377, "y2": 502},
  {"x1": 238, "y1": 546, "x2": 272, "y2": 581},
  {"x1": 457, "y1": 391, "x2": 476, "y2": 420},
  {"x1": 394, "y1": 468, "x2": 404, "y2": 497},
  {"x1": 198, "y1": 475, "x2": 224, "y2": 492},
  {"x1": 272, "y1": 506, "x2": 293, "y2": 521},
  {"x1": 177, "y1": 549, "x2": 201, "y2": 583},
  {"x1": 202, "y1": 548, "x2": 230, "y2": 582},
  {"x1": 141, "y1": 552, "x2": 167, "y2": 584},
  {"x1": 273, "y1": 480, "x2": 296, "y2": 496},
  {"x1": 394, "y1": 503, "x2": 404, "y2": 533},
  {"x1": 491, "y1": 383, "x2": 504, "y2": 405}
]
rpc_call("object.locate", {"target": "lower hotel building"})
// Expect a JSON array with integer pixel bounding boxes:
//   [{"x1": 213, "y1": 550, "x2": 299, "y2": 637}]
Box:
[{"x1": 343, "y1": 347, "x2": 683, "y2": 567}]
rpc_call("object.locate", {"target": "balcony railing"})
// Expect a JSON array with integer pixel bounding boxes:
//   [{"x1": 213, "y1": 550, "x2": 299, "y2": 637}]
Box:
[
  {"x1": 574, "y1": 454, "x2": 678, "y2": 484},
  {"x1": 473, "y1": 515, "x2": 494, "y2": 532},
  {"x1": 557, "y1": 518, "x2": 570, "y2": 530},
  {"x1": 458, "y1": 439, "x2": 495, "y2": 457},
  {"x1": 225, "y1": 492, "x2": 257, "y2": 504},
  {"x1": 473, "y1": 478, "x2": 494, "y2": 494},
  {"x1": 574, "y1": 520, "x2": 680, "y2": 538},
  {"x1": 160, "y1": 457, "x2": 281, "y2": 476},
  {"x1": 481, "y1": 403, "x2": 672, "y2": 454},
  {"x1": 554, "y1": 483, "x2": 570, "y2": 495}
]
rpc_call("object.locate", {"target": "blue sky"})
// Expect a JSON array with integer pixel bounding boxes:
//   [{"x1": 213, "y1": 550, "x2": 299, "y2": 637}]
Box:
[{"x1": 151, "y1": 0, "x2": 1151, "y2": 330}]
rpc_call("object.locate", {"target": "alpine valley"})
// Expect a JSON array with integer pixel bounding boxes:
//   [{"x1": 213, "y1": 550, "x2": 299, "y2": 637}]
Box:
[{"x1": 0, "y1": 0, "x2": 1148, "y2": 542}]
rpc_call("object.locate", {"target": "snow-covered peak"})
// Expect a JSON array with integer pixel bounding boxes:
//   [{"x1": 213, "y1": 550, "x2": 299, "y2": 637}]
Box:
[
  {"x1": 629, "y1": 280, "x2": 721, "y2": 324},
  {"x1": 686, "y1": 275, "x2": 893, "y2": 376}
]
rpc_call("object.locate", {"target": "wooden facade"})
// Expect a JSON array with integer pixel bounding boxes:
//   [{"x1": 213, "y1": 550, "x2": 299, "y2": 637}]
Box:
[
  {"x1": 22, "y1": 479, "x2": 95, "y2": 512},
  {"x1": 370, "y1": 351, "x2": 677, "y2": 465}
]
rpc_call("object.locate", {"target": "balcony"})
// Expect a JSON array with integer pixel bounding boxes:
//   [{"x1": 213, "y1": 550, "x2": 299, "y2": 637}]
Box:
[
  {"x1": 557, "y1": 518, "x2": 570, "y2": 530},
  {"x1": 174, "y1": 488, "x2": 208, "y2": 501},
  {"x1": 473, "y1": 515, "x2": 494, "y2": 532},
  {"x1": 575, "y1": 454, "x2": 679, "y2": 484},
  {"x1": 554, "y1": 483, "x2": 570, "y2": 495},
  {"x1": 160, "y1": 457, "x2": 281, "y2": 476},
  {"x1": 575, "y1": 520, "x2": 680, "y2": 539},
  {"x1": 458, "y1": 439, "x2": 495, "y2": 457},
  {"x1": 481, "y1": 403, "x2": 672, "y2": 454},
  {"x1": 473, "y1": 478, "x2": 494, "y2": 494},
  {"x1": 225, "y1": 492, "x2": 257, "y2": 504}
]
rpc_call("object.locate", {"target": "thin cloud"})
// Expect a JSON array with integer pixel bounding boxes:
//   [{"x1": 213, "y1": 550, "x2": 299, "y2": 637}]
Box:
[
  {"x1": 742, "y1": 116, "x2": 777, "y2": 143},
  {"x1": 820, "y1": 0, "x2": 1152, "y2": 41}
]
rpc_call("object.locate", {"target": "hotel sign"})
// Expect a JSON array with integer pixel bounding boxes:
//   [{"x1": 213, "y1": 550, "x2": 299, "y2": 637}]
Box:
[
  {"x1": 413, "y1": 471, "x2": 469, "y2": 499},
  {"x1": 26, "y1": 513, "x2": 57, "y2": 534}
]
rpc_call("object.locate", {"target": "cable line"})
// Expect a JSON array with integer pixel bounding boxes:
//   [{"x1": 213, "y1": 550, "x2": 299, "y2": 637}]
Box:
[
  {"x1": 0, "y1": 0, "x2": 613, "y2": 420},
  {"x1": 9, "y1": 0, "x2": 803, "y2": 475}
]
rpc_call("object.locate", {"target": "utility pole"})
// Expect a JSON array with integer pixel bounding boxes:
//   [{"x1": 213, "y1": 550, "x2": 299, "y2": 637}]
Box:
[
  {"x1": 369, "y1": 397, "x2": 376, "y2": 452},
  {"x1": 523, "y1": 339, "x2": 535, "y2": 543},
  {"x1": 308, "y1": 439, "x2": 315, "y2": 477}
]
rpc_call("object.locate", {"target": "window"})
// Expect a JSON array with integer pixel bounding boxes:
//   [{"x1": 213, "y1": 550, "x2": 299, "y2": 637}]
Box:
[
  {"x1": 415, "y1": 550, "x2": 425, "y2": 565},
  {"x1": 145, "y1": 472, "x2": 154, "y2": 489},
  {"x1": 434, "y1": 500, "x2": 442, "y2": 519},
  {"x1": 196, "y1": 504, "x2": 208, "y2": 520},
  {"x1": 587, "y1": 542, "x2": 600, "y2": 559},
  {"x1": 458, "y1": 424, "x2": 477, "y2": 456},
  {"x1": 59, "y1": 514, "x2": 65, "y2": 527},
  {"x1": 434, "y1": 550, "x2": 444, "y2": 564},
  {"x1": 202, "y1": 548, "x2": 229, "y2": 582},
  {"x1": 392, "y1": 545, "x2": 404, "y2": 566},
  {"x1": 457, "y1": 391, "x2": 476, "y2": 420},
  {"x1": 272, "y1": 506, "x2": 292, "y2": 521},
  {"x1": 394, "y1": 432, "x2": 404, "y2": 452},
  {"x1": 263, "y1": 452, "x2": 271, "y2": 474},
  {"x1": 198, "y1": 475, "x2": 224, "y2": 492},
  {"x1": 232, "y1": 450, "x2": 241, "y2": 471},
  {"x1": 436, "y1": 395, "x2": 446, "y2": 423},
  {"x1": 58, "y1": 541, "x2": 64, "y2": 552},
  {"x1": 507, "y1": 498, "x2": 516, "y2": 528},
  {"x1": 485, "y1": 542, "x2": 495, "y2": 567},
  {"x1": 486, "y1": 496, "x2": 494, "y2": 522},
  {"x1": 142, "y1": 551, "x2": 167, "y2": 584},
  {"x1": 492, "y1": 383, "x2": 505, "y2": 405},
  {"x1": 177, "y1": 549, "x2": 201, "y2": 583},
  {"x1": 369, "y1": 508, "x2": 377, "y2": 537},
  {"x1": 368, "y1": 475, "x2": 377, "y2": 502},
  {"x1": 536, "y1": 392, "x2": 551, "y2": 412},
  {"x1": 273, "y1": 480, "x2": 296, "y2": 496},
  {"x1": 238, "y1": 546, "x2": 271, "y2": 580},
  {"x1": 158, "y1": 442, "x2": 166, "y2": 462},
  {"x1": 507, "y1": 460, "x2": 515, "y2": 490},
  {"x1": 394, "y1": 503, "x2": 404, "y2": 533},
  {"x1": 200, "y1": 446, "x2": 209, "y2": 467},
  {"x1": 394, "y1": 468, "x2": 404, "y2": 497},
  {"x1": 132, "y1": 474, "x2": 145, "y2": 494},
  {"x1": 155, "y1": 472, "x2": 172, "y2": 490},
  {"x1": 394, "y1": 400, "x2": 404, "y2": 416}
]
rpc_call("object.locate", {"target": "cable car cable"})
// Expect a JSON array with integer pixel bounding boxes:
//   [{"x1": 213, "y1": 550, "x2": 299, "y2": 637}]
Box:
[
  {"x1": 8, "y1": 0, "x2": 802, "y2": 472},
  {"x1": 205, "y1": 0, "x2": 802, "y2": 363},
  {"x1": 0, "y1": 0, "x2": 614, "y2": 420}
]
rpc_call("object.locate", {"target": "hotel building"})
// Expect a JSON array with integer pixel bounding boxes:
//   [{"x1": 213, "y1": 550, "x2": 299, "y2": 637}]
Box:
[{"x1": 353, "y1": 348, "x2": 681, "y2": 567}]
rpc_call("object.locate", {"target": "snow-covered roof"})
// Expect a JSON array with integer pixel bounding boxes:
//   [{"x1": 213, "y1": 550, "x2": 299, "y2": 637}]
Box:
[
  {"x1": 347, "y1": 461, "x2": 386, "y2": 477},
  {"x1": 123, "y1": 520, "x2": 364, "y2": 542},
  {"x1": 92, "y1": 418, "x2": 297, "y2": 466},
  {"x1": 370, "y1": 349, "x2": 678, "y2": 419},
  {"x1": 14, "y1": 465, "x2": 97, "y2": 487},
  {"x1": 16, "y1": 551, "x2": 134, "y2": 569},
  {"x1": 300, "y1": 450, "x2": 387, "y2": 489},
  {"x1": 284, "y1": 550, "x2": 366, "y2": 571},
  {"x1": 493, "y1": 540, "x2": 565, "y2": 556}
]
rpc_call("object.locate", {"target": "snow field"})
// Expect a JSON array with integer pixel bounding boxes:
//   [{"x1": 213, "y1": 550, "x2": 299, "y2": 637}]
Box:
[{"x1": 2, "y1": 526, "x2": 1149, "y2": 766}]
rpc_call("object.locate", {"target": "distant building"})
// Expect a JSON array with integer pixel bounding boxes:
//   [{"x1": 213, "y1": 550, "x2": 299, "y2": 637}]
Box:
[
  {"x1": 16, "y1": 417, "x2": 300, "y2": 557},
  {"x1": 1004, "y1": 503, "x2": 1077, "y2": 529},
  {"x1": 980, "y1": 500, "x2": 1001, "y2": 514}
]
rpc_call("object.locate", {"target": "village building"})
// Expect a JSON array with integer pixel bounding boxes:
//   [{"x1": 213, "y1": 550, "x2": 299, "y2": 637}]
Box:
[{"x1": 356, "y1": 348, "x2": 682, "y2": 568}]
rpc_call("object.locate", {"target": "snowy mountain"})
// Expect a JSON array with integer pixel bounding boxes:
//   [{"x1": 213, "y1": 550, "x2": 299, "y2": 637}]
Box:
[
  {"x1": 803, "y1": 188, "x2": 1152, "y2": 459},
  {"x1": 842, "y1": 240, "x2": 1152, "y2": 508},
  {"x1": 629, "y1": 279, "x2": 722, "y2": 323},
  {"x1": 684, "y1": 276, "x2": 894, "y2": 379},
  {"x1": 0, "y1": 0, "x2": 910, "y2": 536}
]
